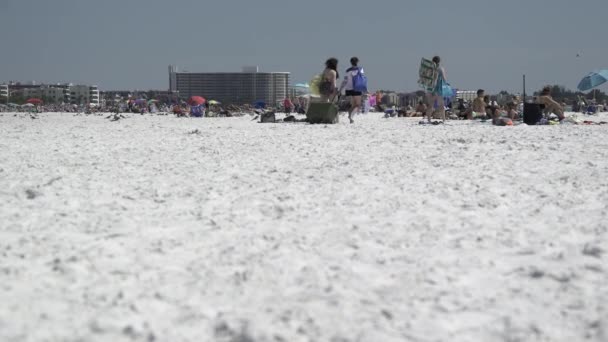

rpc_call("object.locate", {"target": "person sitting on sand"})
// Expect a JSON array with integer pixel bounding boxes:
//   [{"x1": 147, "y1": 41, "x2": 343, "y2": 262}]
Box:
[
  {"x1": 506, "y1": 96, "x2": 520, "y2": 120},
  {"x1": 537, "y1": 86, "x2": 565, "y2": 121},
  {"x1": 485, "y1": 95, "x2": 499, "y2": 119},
  {"x1": 409, "y1": 101, "x2": 427, "y2": 117},
  {"x1": 465, "y1": 89, "x2": 487, "y2": 119}
]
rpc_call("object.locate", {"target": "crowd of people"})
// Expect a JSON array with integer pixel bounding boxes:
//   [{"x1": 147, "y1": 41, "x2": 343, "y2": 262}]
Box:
[
  {"x1": 313, "y1": 55, "x2": 606, "y2": 125},
  {"x1": 2, "y1": 56, "x2": 606, "y2": 124}
]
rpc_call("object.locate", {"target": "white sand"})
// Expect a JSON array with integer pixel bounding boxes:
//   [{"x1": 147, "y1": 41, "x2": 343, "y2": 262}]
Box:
[{"x1": 0, "y1": 112, "x2": 606, "y2": 342}]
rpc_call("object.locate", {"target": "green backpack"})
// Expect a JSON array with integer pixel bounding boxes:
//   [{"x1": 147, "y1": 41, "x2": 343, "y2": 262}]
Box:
[{"x1": 418, "y1": 58, "x2": 438, "y2": 92}]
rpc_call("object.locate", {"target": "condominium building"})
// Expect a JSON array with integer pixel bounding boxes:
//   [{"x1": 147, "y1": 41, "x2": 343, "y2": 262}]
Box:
[
  {"x1": 0, "y1": 84, "x2": 7, "y2": 99},
  {"x1": 22, "y1": 86, "x2": 66, "y2": 103},
  {"x1": 0, "y1": 82, "x2": 99, "y2": 105},
  {"x1": 169, "y1": 65, "x2": 290, "y2": 106},
  {"x1": 64, "y1": 84, "x2": 100, "y2": 105}
]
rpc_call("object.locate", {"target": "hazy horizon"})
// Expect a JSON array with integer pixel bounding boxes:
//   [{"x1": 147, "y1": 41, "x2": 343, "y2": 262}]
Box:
[{"x1": 1, "y1": 0, "x2": 607, "y2": 93}]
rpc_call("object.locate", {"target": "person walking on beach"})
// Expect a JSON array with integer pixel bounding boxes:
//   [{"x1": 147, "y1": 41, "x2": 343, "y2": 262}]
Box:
[
  {"x1": 283, "y1": 97, "x2": 293, "y2": 114},
  {"x1": 320, "y1": 58, "x2": 339, "y2": 102},
  {"x1": 339, "y1": 57, "x2": 366, "y2": 124},
  {"x1": 425, "y1": 56, "x2": 448, "y2": 122}
]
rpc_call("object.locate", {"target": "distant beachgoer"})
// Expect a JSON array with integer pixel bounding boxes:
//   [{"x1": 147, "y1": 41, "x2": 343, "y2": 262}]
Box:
[
  {"x1": 484, "y1": 95, "x2": 499, "y2": 119},
  {"x1": 411, "y1": 101, "x2": 427, "y2": 117},
  {"x1": 320, "y1": 58, "x2": 339, "y2": 102},
  {"x1": 538, "y1": 86, "x2": 565, "y2": 120},
  {"x1": 506, "y1": 96, "x2": 520, "y2": 120},
  {"x1": 375, "y1": 91, "x2": 383, "y2": 112},
  {"x1": 283, "y1": 97, "x2": 293, "y2": 114},
  {"x1": 425, "y1": 56, "x2": 447, "y2": 122},
  {"x1": 339, "y1": 57, "x2": 365, "y2": 124}
]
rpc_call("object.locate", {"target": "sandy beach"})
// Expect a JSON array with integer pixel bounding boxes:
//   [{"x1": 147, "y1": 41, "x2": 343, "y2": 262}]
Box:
[{"x1": 0, "y1": 112, "x2": 606, "y2": 342}]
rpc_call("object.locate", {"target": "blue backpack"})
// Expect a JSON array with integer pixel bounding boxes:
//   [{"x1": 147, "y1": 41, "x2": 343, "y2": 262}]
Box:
[{"x1": 353, "y1": 67, "x2": 368, "y2": 93}]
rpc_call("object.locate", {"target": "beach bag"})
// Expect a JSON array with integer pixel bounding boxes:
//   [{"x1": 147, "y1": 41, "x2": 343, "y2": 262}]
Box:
[
  {"x1": 352, "y1": 68, "x2": 368, "y2": 93},
  {"x1": 439, "y1": 81, "x2": 454, "y2": 98},
  {"x1": 306, "y1": 102, "x2": 339, "y2": 124}
]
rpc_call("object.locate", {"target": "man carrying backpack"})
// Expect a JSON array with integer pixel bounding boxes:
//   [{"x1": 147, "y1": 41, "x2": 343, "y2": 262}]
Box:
[{"x1": 339, "y1": 57, "x2": 367, "y2": 124}]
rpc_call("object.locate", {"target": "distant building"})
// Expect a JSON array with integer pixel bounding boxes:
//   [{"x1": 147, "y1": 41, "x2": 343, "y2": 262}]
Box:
[
  {"x1": 381, "y1": 92, "x2": 399, "y2": 106},
  {"x1": 456, "y1": 90, "x2": 477, "y2": 102},
  {"x1": 169, "y1": 65, "x2": 290, "y2": 106},
  {"x1": 398, "y1": 92, "x2": 421, "y2": 107},
  {"x1": 0, "y1": 82, "x2": 99, "y2": 105},
  {"x1": 0, "y1": 84, "x2": 7, "y2": 100}
]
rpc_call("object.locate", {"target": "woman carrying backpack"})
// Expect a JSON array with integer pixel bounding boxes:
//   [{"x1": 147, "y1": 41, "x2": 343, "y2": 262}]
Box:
[
  {"x1": 320, "y1": 58, "x2": 339, "y2": 103},
  {"x1": 339, "y1": 57, "x2": 367, "y2": 124}
]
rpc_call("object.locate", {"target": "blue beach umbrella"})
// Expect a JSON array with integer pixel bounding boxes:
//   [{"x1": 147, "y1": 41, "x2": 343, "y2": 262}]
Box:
[
  {"x1": 577, "y1": 70, "x2": 608, "y2": 91},
  {"x1": 253, "y1": 100, "x2": 266, "y2": 109}
]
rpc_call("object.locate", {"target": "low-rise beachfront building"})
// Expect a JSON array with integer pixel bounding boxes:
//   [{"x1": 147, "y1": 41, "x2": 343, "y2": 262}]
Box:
[
  {"x1": 381, "y1": 92, "x2": 399, "y2": 106},
  {"x1": 21, "y1": 85, "x2": 66, "y2": 103},
  {"x1": 169, "y1": 65, "x2": 290, "y2": 106},
  {"x1": 456, "y1": 90, "x2": 478, "y2": 102},
  {"x1": 0, "y1": 82, "x2": 100, "y2": 105},
  {"x1": 0, "y1": 84, "x2": 7, "y2": 100}
]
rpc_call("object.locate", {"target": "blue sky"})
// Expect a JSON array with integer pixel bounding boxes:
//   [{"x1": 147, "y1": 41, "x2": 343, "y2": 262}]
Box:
[{"x1": 1, "y1": 0, "x2": 606, "y2": 93}]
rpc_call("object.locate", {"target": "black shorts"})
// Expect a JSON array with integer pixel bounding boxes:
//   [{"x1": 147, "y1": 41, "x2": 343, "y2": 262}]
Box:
[{"x1": 345, "y1": 90, "x2": 362, "y2": 96}]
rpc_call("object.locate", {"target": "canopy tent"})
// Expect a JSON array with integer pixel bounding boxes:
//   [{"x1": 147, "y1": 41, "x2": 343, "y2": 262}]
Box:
[{"x1": 208, "y1": 100, "x2": 221, "y2": 105}]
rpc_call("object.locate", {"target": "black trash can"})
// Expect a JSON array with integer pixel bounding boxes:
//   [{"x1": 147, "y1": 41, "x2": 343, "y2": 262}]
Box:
[{"x1": 523, "y1": 103, "x2": 544, "y2": 125}]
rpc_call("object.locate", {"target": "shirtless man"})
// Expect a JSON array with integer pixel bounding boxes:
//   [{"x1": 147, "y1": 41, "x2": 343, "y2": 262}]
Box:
[
  {"x1": 466, "y1": 89, "x2": 487, "y2": 119},
  {"x1": 538, "y1": 86, "x2": 565, "y2": 120}
]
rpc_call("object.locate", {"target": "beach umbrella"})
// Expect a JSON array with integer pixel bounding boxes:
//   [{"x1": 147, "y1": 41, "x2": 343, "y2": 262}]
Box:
[
  {"x1": 577, "y1": 70, "x2": 608, "y2": 92},
  {"x1": 26, "y1": 98, "x2": 43, "y2": 105},
  {"x1": 134, "y1": 99, "x2": 147, "y2": 105},
  {"x1": 188, "y1": 96, "x2": 206, "y2": 106},
  {"x1": 7, "y1": 103, "x2": 19, "y2": 107},
  {"x1": 148, "y1": 99, "x2": 158, "y2": 104},
  {"x1": 253, "y1": 100, "x2": 266, "y2": 109},
  {"x1": 208, "y1": 100, "x2": 220, "y2": 105},
  {"x1": 22, "y1": 103, "x2": 35, "y2": 107}
]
